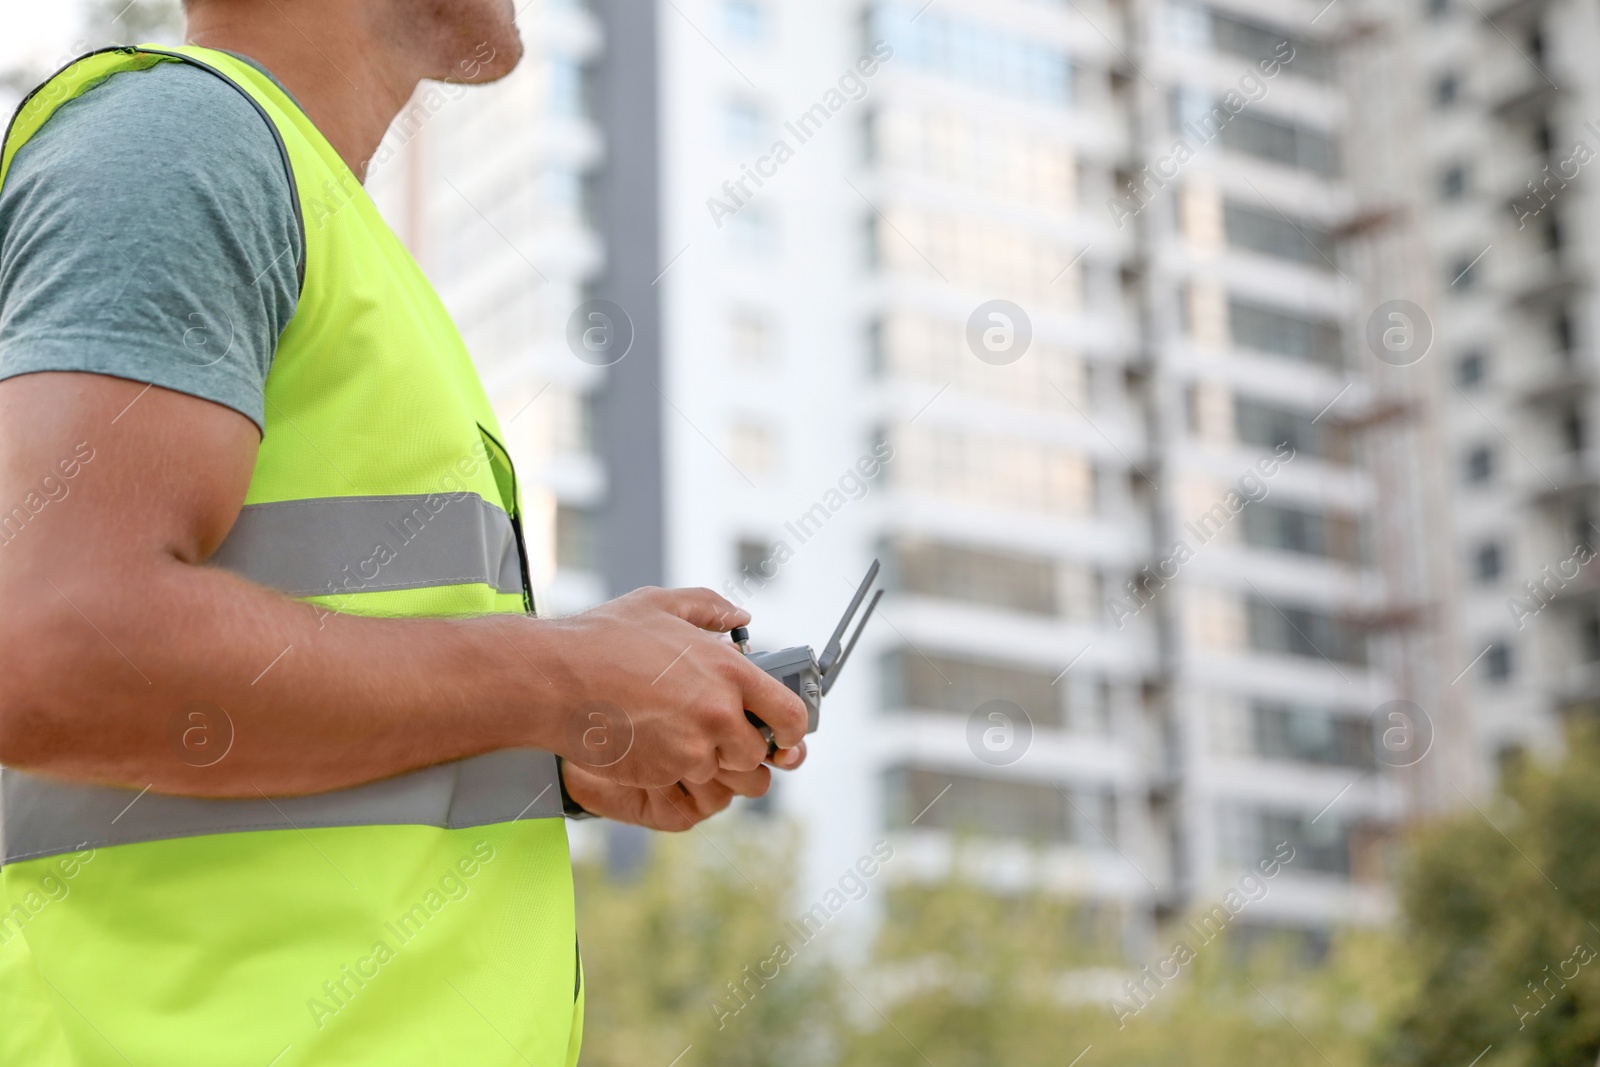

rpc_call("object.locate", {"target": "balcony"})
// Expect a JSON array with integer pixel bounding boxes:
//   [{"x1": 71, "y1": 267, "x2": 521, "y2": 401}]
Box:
[
  {"x1": 1507, "y1": 250, "x2": 1584, "y2": 309},
  {"x1": 1482, "y1": 0, "x2": 1551, "y2": 24},
  {"x1": 1513, "y1": 349, "x2": 1589, "y2": 406},
  {"x1": 1527, "y1": 450, "x2": 1600, "y2": 507}
]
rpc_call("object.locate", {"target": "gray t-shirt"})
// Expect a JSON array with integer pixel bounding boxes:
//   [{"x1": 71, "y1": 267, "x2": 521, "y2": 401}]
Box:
[{"x1": 0, "y1": 52, "x2": 304, "y2": 433}]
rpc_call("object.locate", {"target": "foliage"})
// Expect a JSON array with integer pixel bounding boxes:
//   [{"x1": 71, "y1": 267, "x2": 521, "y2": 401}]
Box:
[
  {"x1": 576, "y1": 735, "x2": 1600, "y2": 1067},
  {"x1": 575, "y1": 823, "x2": 1398, "y2": 1067},
  {"x1": 1381, "y1": 729, "x2": 1600, "y2": 1067},
  {"x1": 833, "y1": 865, "x2": 1391, "y2": 1067},
  {"x1": 574, "y1": 822, "x2": 842, "y2": 1067}
]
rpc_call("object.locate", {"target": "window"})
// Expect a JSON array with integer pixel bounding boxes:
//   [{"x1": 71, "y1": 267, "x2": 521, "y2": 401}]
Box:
[
  {"x1": 1247, "y1": 599, "x2": 1367, "y2": 664},
  {"x1": 870, "y1": 3, "x2": 1072, "y2": 105},
  {"x1": 729, "y1": 309, "x2": 774, "y2": 364},
  {"x1": 544, "y1": 166, "x2": 583, "y2": 219},
  {"x1": 880, "y1": 311, "x2": 1085, "y2": 410},
  {"x1": 1484, "y1": 642, "x2": 1512, "y2": 681},
  {"x1": 892, "y1": 424, "x2": 1094, "y2": 516},
  {"x1": 1440, "y1": 163, "x2": 1467, "y2": 199},
  {"x1": 884, "y1": 766, "x2": 1115, "y2": 846},
  {"x1": 723, "y1": 97, "x2": 767, "y2": 150},
  {"x1": 1252, "y1": 701, "x2": 1375, "y2": 769},
  {"x1": 1219, "y1": 805, "x2": 1359, "y2": 876},
  {"x1": 875, "y1": 207, "x2": 1084, "y2": 310},
  {"x1": 880, "y1": 649, "x2": 1063, "y2": 727},
  {"x1": 876, "y1": 106, "x2": 1076, "y2": 211},
  {"x1": 1235, "y1": 398, "x2": 1347, "y2": 461},
  {"x1": 1583, "y1": 616, "x2": 1600, "y2": 662},
  {"x1": 1456, "y1": 350, "x2": 1485, "y2": 387},
  {"x1": 730, "y1": 422, "x2": 778, "y2": 477},
  {"x1": 1555, "y1": 311, "x2": 1576, "y2": 354},
  {"x1": 1530, "y1": 119, "x2": 1554, "y2": 160},
  {"x1": 1465, "y1": 445, "x2": 1494, "y2": 484},
  {"x1": 555, "y1": 504, "x2": 598, "y2": 571},
  {"x1": 1259, "y1": 812, "x2": 1354, "y2": 875},
  {"x1": 1215, "y1": 110, "x2": 1340, "y2": 176},
  {"x1": 736, "y1": 538, "x2": 777, "y2": 586},
  {"x1": 1168, "y1": 1, "x2": 1211, "y2": 47},
  {"x1": 1207, "y1": 9, "x2": 1334, "y2": 81},
  {"x1": 723, "y1": 0, "x2": 767, "y2": 43},
  {"x1": 1565, "y1": 407, "x2": 1586, "y2": 453},
  {"x1": 1222, "y1": 201, "x2": 1335, "y2": 266},
  {"x1": 1228, "y1": 299, "x2": 1343, "y2": 368},
  {"x1": 549, "y1": 387, "x2": 596, "y2": 455},
  {"x1": 1244, "y1": 502, "x2": 1325, "y2": 555},
  {"x1": 548, "y1": 57, "x2": 588, "y2": 118},
  {"x1": 1434, "y1": 72, "x2": 1460, "y2": 107},
  {"x1": 889, "y1": 538, "x2": 1058, "y2": 615},
  {"x1": 728, "y1": 207, "x2": 775, "y2": 257},
  {"x1": 1242, "y1": 503, "x2": 1360, "y2": 561},
  {"x1": 1475, "y1": 542, "x2": 1503, "y2": 582}
]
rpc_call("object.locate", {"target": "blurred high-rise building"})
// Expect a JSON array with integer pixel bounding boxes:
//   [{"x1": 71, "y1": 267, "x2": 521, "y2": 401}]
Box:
[
  {"x1": 1402, "y1": 0, "x2": 1600, "y2": 771},
  {"x1": 363, "y1": 0, "x2": 1556, "y2": 953}
]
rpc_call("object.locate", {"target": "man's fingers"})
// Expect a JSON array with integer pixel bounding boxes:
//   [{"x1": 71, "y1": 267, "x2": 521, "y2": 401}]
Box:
[
  {"x1": 669, "y1": 779, "x2": 734, "y2": 824},
  {"x1": 771, "y1": 740, "x2": 806, "y2": 770},
  {"x1": 648, "y1": 586, "x2": 749, "y2": 632},
  {"x1": 690, "y1": 779, "x2": 735, "y2": 811},
  {"x1": 712, "y1": 716, "x2": 769, "y2": 774},
  {"x1": 737, "y1": 660, "x2": 809, "y2": 749},
  {"x1": 714, "y1": 765, "x2": 772, "y2": 799}
]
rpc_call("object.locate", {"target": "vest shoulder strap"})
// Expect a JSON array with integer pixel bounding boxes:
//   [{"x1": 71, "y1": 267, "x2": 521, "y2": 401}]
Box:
[{"x1": 1, "y1": 45, "x2": 307, "y2": 287}]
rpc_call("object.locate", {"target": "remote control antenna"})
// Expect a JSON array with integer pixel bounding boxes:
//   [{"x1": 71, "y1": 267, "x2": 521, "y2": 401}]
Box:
[
  {"x1": 821, "y1": 588, "x2": 882, "y2": 695},
  {"x1": 819, "y1": 559, "x2": 883, "y2": 675},
  {"x1": 819, "y1": 559, "x2": 881, "y2": 675}
]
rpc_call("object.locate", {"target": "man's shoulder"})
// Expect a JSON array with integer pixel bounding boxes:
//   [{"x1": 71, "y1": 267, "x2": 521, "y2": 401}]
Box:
[
  {"x1": 0, "y1": 54, "x2": 303, "y2": 436},
  {"x1": 15, "y1": 56, "x2": 288, "y2": 181}
]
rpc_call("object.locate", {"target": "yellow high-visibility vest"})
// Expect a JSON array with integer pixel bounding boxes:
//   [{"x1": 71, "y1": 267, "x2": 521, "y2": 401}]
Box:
[{"x1": 0, "y1": 46, "x2": 582, "y2": 1066}]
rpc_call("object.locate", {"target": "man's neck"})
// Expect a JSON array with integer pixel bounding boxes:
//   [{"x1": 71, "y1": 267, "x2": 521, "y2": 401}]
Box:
[{"x1": 185, "y1": 4, "x2": 422, "y2": 183}]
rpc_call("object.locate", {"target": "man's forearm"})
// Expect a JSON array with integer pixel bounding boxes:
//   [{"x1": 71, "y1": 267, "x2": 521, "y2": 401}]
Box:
[{"x1": 0, "y1": 555, "x2": 564, "y2": 798}]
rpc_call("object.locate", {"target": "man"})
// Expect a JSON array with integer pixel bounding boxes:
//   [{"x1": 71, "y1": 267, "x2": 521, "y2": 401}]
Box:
[{"x1": 0, "y1": 1, "x2": 807, "y2": 1063}]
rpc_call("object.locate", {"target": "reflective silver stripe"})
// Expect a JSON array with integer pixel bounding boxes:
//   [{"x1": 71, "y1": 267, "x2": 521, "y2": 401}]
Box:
[
  {"x1": 0, "y1": 749, "x2": 562, "y2": 866},
  {"x1": 210, "y1": 493, "x2": 523, "y2": 597}
]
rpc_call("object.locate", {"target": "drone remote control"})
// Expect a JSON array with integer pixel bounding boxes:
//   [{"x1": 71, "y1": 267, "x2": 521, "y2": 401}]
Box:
[{"x1": 732, "y1": 559, "x2": 883, "y2": 754}]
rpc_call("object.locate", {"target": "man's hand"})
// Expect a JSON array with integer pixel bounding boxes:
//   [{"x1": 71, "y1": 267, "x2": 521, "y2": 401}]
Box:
[
  {"x1": 558, "y1": 747, "x2": 805, "y2": 831},
  {"x1": 538, "y1": 587, "x2": 809, "y2": 790}
]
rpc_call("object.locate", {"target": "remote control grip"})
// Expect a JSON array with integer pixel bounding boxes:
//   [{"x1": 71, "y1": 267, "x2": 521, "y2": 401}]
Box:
[{"x1": 744, "y1": 710, "x2": 777, "y2": 758}]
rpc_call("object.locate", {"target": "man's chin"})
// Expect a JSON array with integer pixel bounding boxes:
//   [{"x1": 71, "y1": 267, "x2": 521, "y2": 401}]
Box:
[
  {"x1": 445, "y1": 31, "x2": 523, "y2": 85},
  {"x1": 478, "y1": 33, "x2": 525, "y2": 82}
]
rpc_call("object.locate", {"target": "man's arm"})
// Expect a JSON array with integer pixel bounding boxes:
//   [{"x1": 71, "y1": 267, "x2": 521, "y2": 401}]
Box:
[{"x1": 0, "y1": 372, "x2": 807, "y2": 798}]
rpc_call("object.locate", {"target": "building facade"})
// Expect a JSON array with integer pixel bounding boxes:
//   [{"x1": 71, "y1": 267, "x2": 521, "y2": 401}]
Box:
[{"x1": 365, "y1": 0, "x2": 1570, "y2": 950}]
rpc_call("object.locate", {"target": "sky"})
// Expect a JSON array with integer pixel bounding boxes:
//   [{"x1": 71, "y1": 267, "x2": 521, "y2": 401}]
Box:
[{"x1": 1, "y1": 4, "x2": 85, "y2": 74}]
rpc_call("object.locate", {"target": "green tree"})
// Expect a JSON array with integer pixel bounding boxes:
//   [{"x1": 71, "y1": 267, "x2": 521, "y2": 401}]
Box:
[
  {"x1": 575, "y1": 822, "x2": 843, "y2": 1067},
  {"x1": 833, "y1": 860, "x2": 1388, "y2": 1067},
  {"x1": 1382, "y1": 729, "x2": 1600, "y2": 1067},
  {"x1": 577, "y1": 826, "x2": 1400, "y2": 1066}
]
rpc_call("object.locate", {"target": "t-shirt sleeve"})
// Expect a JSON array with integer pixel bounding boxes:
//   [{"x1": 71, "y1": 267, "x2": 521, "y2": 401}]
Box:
[{"x1": 0, "y1": 59, "x2": 302, "y2": 433}]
